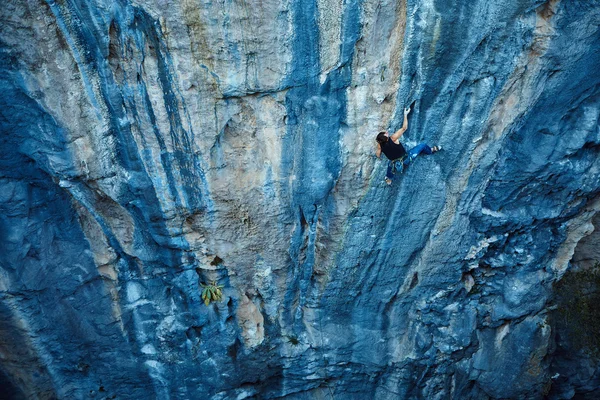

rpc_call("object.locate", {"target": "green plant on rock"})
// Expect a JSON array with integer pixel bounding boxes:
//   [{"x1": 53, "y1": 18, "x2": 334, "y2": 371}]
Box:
[
  {"x1": 201, "y1": 281, "x2": 224, "y2": 306},
  {"x1": 287, "y1": 335, "x2": 300, "y2": 346}
]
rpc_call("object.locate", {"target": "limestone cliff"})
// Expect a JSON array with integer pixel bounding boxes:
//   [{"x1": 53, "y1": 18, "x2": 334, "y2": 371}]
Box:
[{"x1": 1, "y1": 0, "x2": 599, "y2": 398}]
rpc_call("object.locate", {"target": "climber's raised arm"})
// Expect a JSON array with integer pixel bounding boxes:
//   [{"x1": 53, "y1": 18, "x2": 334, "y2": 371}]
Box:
[
  {"x1": 375, "y1": 141, "x2": 382, "y2": 158},
  {"x1": 390, "y1": 107, "x2": 411, "y2": 142}
]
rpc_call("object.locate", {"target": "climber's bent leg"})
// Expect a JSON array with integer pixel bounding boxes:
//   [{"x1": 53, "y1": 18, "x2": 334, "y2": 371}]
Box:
[
  {"x1": 385, "y1": 161, "x2": 395, "y2": 181},
  {"x1": 385, "y1": 159, "x2": 405, "y2": 184},
  {"x1": 408, "y1": 143, "x2": 433, "y2": 159}
]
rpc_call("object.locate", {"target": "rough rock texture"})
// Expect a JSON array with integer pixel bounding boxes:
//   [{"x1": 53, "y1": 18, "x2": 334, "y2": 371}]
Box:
[
  {"x1": 548, "y1": 212, "x2": 600, "y2": 400},
  {"x1": 1, "y1": 0, "x2": 599, "y2": 398}
]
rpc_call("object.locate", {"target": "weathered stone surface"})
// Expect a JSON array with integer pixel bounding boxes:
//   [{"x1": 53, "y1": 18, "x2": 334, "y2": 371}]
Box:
[{"x1": 0, "y1": 0, "x2": 599, "y2": 398}]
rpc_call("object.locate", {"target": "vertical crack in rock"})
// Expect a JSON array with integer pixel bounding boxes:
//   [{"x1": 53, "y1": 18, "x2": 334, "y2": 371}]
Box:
[{"x1": 280, "y1": 0, "x2": 362, "y2": 334}]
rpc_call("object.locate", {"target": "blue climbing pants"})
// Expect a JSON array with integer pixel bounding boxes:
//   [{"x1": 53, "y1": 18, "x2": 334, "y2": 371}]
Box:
[{"x1": 386, "y1": 143, "x2": 433, "y2": 180}]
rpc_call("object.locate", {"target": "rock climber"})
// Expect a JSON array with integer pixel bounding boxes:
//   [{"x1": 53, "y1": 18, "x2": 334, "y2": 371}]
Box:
[{"x1": 375, "y1": 106, "x2": 441, "y2": 185}]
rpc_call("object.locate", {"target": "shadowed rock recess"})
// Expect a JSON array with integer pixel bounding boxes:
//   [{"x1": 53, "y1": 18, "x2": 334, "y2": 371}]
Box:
[{"x1": 0, "y1": 0, "x2": 599, "y2": 398}]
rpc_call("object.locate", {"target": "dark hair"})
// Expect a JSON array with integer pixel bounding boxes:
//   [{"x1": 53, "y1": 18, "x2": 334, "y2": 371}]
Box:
[{"x1": 376, "y1": 131, "x2": 388, "y2": 147}]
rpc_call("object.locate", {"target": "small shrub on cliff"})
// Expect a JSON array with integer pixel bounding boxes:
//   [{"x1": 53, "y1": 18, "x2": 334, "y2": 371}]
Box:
[
  {"x1": 201, "y1": 281, "x2": 224, "y2": 306},
  {"x1": 554, "y1": 262, "x2": 600, "y2": 358},
  {"x1": 287, "y1": 335, "x2": 300, "y2": 346}
]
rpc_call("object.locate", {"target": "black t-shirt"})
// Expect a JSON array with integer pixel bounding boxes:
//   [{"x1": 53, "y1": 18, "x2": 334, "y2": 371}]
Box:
[{"x1": 382, "y1": 139, "x2": 407, "y2": 160}]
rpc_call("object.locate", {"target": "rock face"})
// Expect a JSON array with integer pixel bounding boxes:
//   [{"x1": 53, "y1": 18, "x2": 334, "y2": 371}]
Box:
[{"x1": 1, "y1": 0, "x2": 599, "y2": 398}]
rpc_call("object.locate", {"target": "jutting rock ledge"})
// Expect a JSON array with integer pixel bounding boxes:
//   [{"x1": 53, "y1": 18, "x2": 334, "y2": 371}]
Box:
[{"x1": 1, "y1": 0, "x2": 599, "y2": 398}]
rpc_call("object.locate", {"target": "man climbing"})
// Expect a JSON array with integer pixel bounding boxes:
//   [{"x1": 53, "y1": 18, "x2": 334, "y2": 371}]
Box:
[{"x1": 375, "y1": 106, "x2": 441, "y2": 185}]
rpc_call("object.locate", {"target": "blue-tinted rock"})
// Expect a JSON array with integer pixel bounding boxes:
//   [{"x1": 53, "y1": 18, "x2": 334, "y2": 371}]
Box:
[{"x1": 1, "y1": 0, "x2": 599, "y2": 398}]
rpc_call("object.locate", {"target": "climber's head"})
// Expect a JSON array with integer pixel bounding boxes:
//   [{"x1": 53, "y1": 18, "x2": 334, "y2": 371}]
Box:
[{"x1": 376, "y1": 131, "x2": 389, "y2": 147}]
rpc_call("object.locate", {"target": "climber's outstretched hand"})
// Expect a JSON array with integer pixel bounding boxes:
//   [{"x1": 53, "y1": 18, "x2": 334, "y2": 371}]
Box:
[{"x1": 391, "y1": 107, "x2": 411, "y2": 141}]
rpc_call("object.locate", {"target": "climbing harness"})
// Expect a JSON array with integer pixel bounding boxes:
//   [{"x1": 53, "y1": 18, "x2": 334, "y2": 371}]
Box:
[
  {"x1": 389, "y1": 154, "x2": 408, "y2": 174},
  {"x1": 386, "y1": 152, "x2": 420, "y2": 183}
]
